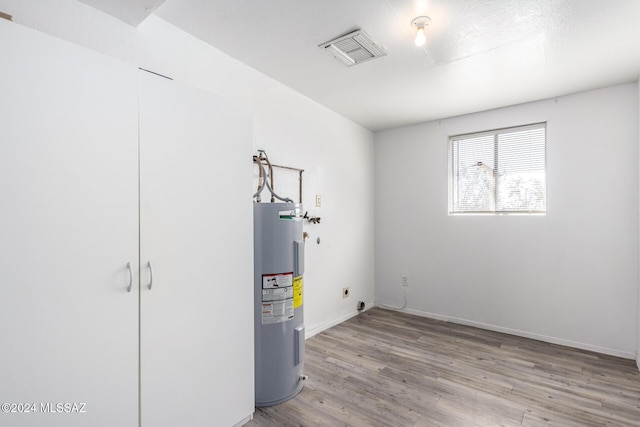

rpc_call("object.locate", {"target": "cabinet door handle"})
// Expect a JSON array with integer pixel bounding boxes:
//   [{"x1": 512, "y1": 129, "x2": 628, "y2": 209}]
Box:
[
  {"x1": 126, "y1": 262, "x2": 133, "y2": 293},
  {"x1": 147, "y1": 261, "x2": 153, "y2": 290}
]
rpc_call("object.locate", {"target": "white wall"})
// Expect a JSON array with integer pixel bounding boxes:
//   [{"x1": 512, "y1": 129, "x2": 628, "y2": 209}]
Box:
[
  {"x1": 638, "y1": 79, "x2": 640, "y2": 369},
  {"x1": 375, "y1": 84, "x2": 639, "y2": 358},
  {"x1": 0, "y1": 0, "x2": 375, "y2": 336},
  {"x1": 253, "y1": 88, "x2": 375, "y2": 334}
]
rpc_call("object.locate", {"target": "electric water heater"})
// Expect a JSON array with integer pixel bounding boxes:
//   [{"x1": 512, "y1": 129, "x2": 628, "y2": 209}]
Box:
[{"x1": 253, "y1": 202, "x2": 305, "y2": 407}]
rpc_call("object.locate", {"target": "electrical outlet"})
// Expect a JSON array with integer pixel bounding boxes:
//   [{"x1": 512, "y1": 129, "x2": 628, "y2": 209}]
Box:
[
  {"x1": 401, "y1": 276, "x2": 409, "y2": 287},
  {"x1": 316, "y1": 195, "x2": 322, "y2": 207},
  {"x1": 342, "y1": 287, "x2": 350, "y2": 298}
]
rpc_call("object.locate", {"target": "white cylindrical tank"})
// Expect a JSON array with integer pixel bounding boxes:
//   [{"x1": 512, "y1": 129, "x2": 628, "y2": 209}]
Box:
[{"x1": 253, "y1": 202, "x2": 305, "y2": 407}]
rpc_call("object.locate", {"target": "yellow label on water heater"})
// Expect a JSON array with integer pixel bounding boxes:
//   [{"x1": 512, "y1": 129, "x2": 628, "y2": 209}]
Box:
[{"x1": 293, "y1": 276, "x2": 303, "y2": 309}]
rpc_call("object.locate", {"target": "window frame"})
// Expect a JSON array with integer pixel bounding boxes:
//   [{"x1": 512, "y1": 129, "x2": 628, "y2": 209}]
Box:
[{"x1": 448, "y1": 122, "x2": 547, "y2": 215}]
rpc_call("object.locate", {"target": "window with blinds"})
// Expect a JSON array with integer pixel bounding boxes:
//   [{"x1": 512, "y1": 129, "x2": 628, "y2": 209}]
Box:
[{"x1": 449, "y1": 123, "x2": 546, "y2": 214}]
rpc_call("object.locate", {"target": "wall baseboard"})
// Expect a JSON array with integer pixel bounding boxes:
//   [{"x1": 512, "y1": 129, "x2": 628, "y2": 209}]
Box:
[
  {"x1": 376, "y1": 305, "x2": 635, "y2": 360},
  {"x1": 306, "y1": 303, "x2": 373, "y2": 339},
  {"x1": 233, "y1": 414, "x2": 253, "y2": 427}
]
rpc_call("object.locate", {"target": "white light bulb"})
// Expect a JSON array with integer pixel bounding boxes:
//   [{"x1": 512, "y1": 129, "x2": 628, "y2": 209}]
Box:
[{"x1": 414, "y1": 26, "x2": 426, "y2": 47}]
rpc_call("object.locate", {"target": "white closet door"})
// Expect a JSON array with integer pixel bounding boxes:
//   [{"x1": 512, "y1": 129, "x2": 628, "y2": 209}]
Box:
[
  {"x1": 139, "y1": 72, "x2": 254, "y2": 426},
  {"x1": 0, "y1": 21, "x2": 139, "y2": 427}
]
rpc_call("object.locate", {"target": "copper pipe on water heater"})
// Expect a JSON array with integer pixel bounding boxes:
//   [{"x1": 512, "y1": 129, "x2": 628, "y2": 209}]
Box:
[{"x1": 252, "y1": 153, "x2": 304, "y2": 203}]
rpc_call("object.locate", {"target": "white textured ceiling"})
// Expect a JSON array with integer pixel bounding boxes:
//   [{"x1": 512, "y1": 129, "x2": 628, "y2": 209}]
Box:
[
  {"x1": 92, "y1": 0, "x2": 640, "y2": 131},
  {"x1": 77, "y1": 0, "x2": 166, "y2": 26}
]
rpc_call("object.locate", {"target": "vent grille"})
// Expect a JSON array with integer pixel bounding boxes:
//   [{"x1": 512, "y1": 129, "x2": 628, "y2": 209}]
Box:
[{"x1": 319, "y1": 30, "x2": 387, "y2": 67}]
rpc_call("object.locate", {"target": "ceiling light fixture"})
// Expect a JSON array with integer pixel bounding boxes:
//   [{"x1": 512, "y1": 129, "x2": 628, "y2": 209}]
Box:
[{"x1": 411, "y1": 16, "x2": 431, "y2": 47}]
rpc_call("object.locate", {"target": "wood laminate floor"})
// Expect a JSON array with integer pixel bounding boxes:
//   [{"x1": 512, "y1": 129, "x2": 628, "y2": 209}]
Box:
[{"x1": 246, "y1": 308, "x2": 640, "y2": 427}]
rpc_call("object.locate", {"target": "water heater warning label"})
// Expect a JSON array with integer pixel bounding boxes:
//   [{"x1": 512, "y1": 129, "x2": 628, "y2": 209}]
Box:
[
  {"x1": 262, "y1": 272, "x2": 294, "y2": 324},
  {"x1": 262, "y1": 272, "x2": 293, "y2": 289},
  {"x1": 293, "y1": 276, "x2": 303, "y2": 309}
]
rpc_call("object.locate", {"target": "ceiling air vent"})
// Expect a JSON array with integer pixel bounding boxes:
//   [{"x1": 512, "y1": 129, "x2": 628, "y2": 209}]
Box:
[{"x1": 319, "y1": 29, "x2": 387, "y2": 67}]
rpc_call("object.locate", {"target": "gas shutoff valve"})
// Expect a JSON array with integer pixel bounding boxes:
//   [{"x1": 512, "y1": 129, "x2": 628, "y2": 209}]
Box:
[{"x1": 303, "y1": 211, "x2": 321, "y2": 224}]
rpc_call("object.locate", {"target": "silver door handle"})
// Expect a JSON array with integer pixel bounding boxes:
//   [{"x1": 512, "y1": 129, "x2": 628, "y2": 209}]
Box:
[
  {"x1": 126, "y1": 262, "x2": 133, "y2": 293},
  {"x1": 147, "y1": 261, "x2": 153, "y2": 290}
]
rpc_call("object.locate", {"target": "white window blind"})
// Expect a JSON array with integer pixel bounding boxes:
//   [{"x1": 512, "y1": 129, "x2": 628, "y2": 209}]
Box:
[{"x1": 449, "y1": 123, "x2": 546, "y2": 214}]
